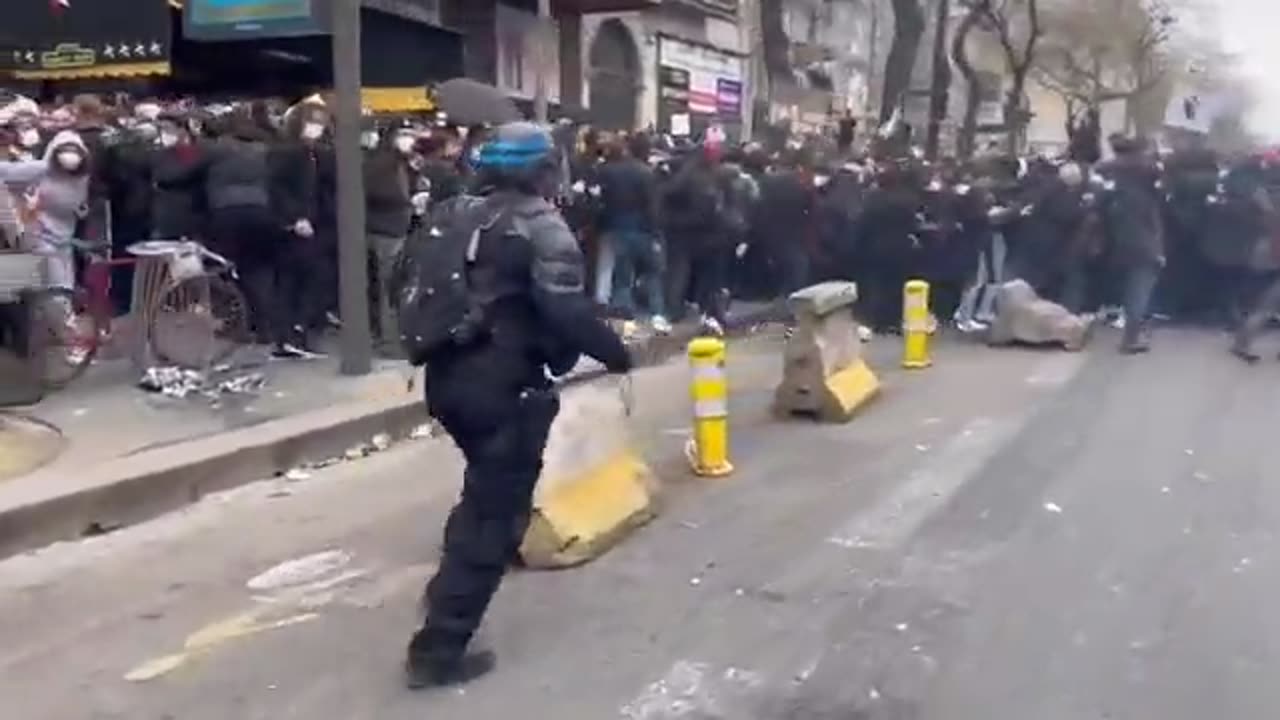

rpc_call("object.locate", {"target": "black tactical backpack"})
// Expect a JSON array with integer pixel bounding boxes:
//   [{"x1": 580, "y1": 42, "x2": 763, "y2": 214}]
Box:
[{"x1": 395, "y1": 195, "x2": 510, "y2": 366}]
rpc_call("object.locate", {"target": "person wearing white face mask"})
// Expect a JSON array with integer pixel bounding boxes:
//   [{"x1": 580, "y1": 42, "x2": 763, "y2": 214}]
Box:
[
  {"x1": 267, "y1": 106, "x2": 333, "y2": 357},
  {"x1": 0, "y1": 131, "x2": 91, "y2": 339},
  {"x1": 149, "y1": 116, "x2": 202, "y2": 242},
  {"x1": 16, "y1": 125, "x2": 42, "y2": 159},
  {"x1": 363, "y1": 122, "x2": 417, "y2": 354}
]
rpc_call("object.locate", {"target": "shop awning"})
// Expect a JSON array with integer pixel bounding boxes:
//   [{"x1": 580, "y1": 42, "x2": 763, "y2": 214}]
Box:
[
  {"x1": 1, "y1": 0, "x2": 172, "y2": 80},
  {"x1": 362, "y1": 86, "x2": 435, "y2": 113}
]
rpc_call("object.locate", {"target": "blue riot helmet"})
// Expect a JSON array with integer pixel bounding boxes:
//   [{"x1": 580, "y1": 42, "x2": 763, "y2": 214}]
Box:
[{"x1": 474, "y1": 121, "x2": 559, "y2": 195}]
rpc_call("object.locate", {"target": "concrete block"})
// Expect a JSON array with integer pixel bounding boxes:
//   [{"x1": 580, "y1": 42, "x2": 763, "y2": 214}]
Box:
[
  {"x1": 521, "y1": 384, "x2": 657, "y2": 569},
  {"x1": 775, "y1": 282, "x2": 881, "y2": 422},
  {"x1": 988, "y1": 280, "x2": 1092, "y2": 351},
  {"x1": 787, "y1": 281, "x2": 860, "y2": 319}
]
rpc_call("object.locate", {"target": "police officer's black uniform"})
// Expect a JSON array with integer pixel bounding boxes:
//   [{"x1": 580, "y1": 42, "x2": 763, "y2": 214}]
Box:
[{"x1": 405, "y1": 122, "x2": 632, "y2": 689}]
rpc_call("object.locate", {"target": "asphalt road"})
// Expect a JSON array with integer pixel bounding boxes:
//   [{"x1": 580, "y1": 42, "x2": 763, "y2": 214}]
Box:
[{"x1": 2, "y1": 328, "x2": 1276, "y2": 719}]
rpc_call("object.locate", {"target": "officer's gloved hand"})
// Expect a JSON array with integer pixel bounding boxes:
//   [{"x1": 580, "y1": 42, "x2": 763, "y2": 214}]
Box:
[{"x1": 604, "y1": 346, "x2": 634, "y2": 375}]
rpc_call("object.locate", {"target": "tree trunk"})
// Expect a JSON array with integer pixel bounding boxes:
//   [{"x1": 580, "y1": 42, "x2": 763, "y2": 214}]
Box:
[
  {"x1": 924, "y1": 0, "x2": 952, "y2": 160},
  {"x1": 880, "y1": 0, "x2": 926, "y2": 124},
  {"x1": 1004, "y1": 63, "x2": 1035, "y2": 154},
  {"x1": 950, "y1": 6, "x2": 982, "y2": 159}
]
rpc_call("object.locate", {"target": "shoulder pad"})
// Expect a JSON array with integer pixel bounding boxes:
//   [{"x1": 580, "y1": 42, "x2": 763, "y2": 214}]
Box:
[{"x1": 528, "y1": 207, "x2": 584, "y2": 295}]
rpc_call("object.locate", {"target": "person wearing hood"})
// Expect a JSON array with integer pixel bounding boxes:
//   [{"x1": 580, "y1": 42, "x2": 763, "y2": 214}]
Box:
[
  {"x1": 186, "y1": 110, "x2": 299, "y2": 356},
  {"x1": 269, "y1": 104, "x2": 334, "y2": 354},
  {"x1": 0, "y1": 131, "x2": 92, "y2": 336},
  {"x1": 6, "y1": 116, "x2": 44, "y2": 162}
]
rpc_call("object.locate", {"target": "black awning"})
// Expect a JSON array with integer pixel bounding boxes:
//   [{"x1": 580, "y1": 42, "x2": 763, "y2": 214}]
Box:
[{"x1": 1, "y1": 0, "x2": 173, "y2": 79}]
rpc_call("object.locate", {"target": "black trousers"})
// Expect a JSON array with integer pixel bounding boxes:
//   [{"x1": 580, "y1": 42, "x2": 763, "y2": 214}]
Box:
[
  {"x1": 667, "y1": 241, "x2": 730, "y2": 324},
  {"x1": 414, "y1": 386, "x2": 559, "y2": 658},
  {"x1": 209, "y1": 206, "x2": 323, "y2": 347}
]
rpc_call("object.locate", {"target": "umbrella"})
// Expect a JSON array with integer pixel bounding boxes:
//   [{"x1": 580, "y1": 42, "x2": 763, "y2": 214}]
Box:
[{"x1": 433, "y1": 78, "x2": 520, "y2": 127}]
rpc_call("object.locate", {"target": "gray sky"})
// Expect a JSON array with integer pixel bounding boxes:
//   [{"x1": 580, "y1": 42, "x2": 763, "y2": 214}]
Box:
[{"x1": 1220, "y1": 0, "x2": 1280, "y2": 136}]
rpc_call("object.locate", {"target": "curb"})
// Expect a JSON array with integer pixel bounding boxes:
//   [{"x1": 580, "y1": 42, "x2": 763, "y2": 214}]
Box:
[{"x1": 0, "y1": 303, "x2": 785, "y2": 560}]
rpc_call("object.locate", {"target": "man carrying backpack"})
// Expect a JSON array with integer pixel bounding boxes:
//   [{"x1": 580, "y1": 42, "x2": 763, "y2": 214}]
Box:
[{"x1": 396, "y1": 122, "x2": 632, "y2": 689}]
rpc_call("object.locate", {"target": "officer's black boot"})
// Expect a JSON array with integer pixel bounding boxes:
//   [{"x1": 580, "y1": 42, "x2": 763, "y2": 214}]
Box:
[{"x1": 404, "y1": 627, "x2": 496, "y2": 689}]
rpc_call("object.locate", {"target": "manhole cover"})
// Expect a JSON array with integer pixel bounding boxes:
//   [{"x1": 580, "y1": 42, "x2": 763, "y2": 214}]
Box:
[{"x1": 0, "y1": 414, "x2": 64, "y2": 483}]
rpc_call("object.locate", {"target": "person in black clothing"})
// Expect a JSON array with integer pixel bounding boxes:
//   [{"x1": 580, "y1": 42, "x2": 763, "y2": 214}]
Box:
[
  {"x1": 596, "y1": 133, "x2": 668, "y2": 331},
  {"x1": 269, "y1": 103, "x2": 332, "y2": 356},
  {"x1": 662, "y1": 143, "x2": 730, "y2": 328},
  {"x1": 180, "y1": 110, "x2": 285, "y2": 352},
  {"x1": 150, "y1": 112, "x2": 205, "y2": 241},
  {"x1": 753, "y1": 153, "x2": 816, "y2": 299},
  {"x1": 1098, "y1": 136, "x2": 1166, "y2": 353},
  {"x1": 404, "y1": 122, "x2": 631, "y2": 689},
  {"x1": 856, "y1": 161, "x2": 927, "y2": 331}
]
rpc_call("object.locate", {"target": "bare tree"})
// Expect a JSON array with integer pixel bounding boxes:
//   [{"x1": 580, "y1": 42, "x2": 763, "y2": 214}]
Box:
[
  {"x1": 951, "y1": 1, "x2": 986, "y2": 158},
  {"x1": 968, "y1": 0, "x2": 1044, "y2": 154},
  {"x1": 1034, "y1": 0, "x2": 1176, "y2": 119},
  {"x1": 880, "y1": 0, "x2": 926, "y2": 124}
]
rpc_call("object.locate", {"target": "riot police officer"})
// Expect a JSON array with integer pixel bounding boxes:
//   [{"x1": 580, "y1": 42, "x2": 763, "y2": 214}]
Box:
[{"x1": 404, "y1": 122, "x2": 632, "y2": 688}]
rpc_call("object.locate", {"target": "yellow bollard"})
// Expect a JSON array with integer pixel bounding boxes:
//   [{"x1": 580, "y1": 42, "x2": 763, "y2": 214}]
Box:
[
  {"x1": 687, "y1": 336, "x2": 733, "y2": 477},
  {"x1": 902, "y1": 279, "x2": 933, "y2": 369}
]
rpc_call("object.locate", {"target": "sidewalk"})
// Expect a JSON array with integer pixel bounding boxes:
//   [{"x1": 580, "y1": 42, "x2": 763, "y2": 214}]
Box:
[{"x1": 0, "y1": 301, "x2": 784, "y2": 559}]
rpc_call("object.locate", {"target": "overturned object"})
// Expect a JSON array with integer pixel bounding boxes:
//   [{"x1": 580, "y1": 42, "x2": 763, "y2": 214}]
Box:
[
  {"x1": 520, "y1": 382, "x2": 658, "y2": 569},
  {"x1": 774, "y1": 281, "x2": 881, "y2": 422},
  {"x1": 987, "y1": 280, "x2": 1092, "y2": 351}
]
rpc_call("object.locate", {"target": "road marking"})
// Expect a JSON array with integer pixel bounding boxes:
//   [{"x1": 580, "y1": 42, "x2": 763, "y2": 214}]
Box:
[
  {"x1": 123, "y1": 557, "x2": 435, "y2": 683},
  {"x1": 124, "y1": 611, "x2": 319, "y2": 682},
  {"x1": 827, "y1": 415, "x2": 1018, "y2": 550},
  {"x1": 620, "y1": 660, "x2": 763, "y2": 720},
  {"x1": 828, "y1": 353, "x2": 1085, "y2": 551},
  {"x1": 246, "y1": 550, "x2": 354, "y2": 592}
]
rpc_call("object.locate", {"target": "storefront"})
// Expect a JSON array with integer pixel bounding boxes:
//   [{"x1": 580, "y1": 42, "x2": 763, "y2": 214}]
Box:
[
  {"x1": 0, "y1": 0, "x2": 458, "y2": 112},
  {"x1": 655, "y1": 34, "x2": 744, "y2": 142},
  {"x1": 0, "y1": 0, "x2": 173, "y2": 80}
]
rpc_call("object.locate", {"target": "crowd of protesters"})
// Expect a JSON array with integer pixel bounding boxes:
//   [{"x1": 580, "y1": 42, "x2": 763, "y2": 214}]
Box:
[{"x1": 2, "y1": 90, "x2": 1280, "y2": 365}]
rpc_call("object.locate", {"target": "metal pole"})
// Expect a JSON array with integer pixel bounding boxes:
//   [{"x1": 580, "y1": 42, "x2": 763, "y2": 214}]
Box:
[
  {"x1": 534, "y1": 0, "x2": 552, "y2": 123},
  {"x1": 332, "y1": 0, "x2": 372, "y2": 375}
]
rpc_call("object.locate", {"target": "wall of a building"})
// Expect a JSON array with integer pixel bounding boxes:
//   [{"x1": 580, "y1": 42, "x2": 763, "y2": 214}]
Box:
[{"x1": 581, "y1": 3, "x2": 744, "y2": 133}]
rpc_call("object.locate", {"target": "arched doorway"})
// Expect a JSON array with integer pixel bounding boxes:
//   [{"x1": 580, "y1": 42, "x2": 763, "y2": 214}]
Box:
[{"x1": 588, "y1": 19, "x2": 640, "y2": 131}]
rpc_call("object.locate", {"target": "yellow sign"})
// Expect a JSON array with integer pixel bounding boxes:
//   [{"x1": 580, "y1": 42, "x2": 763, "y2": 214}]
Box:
[{"x1": 39, "y1": 43, "x2": 96, "y2": 70}]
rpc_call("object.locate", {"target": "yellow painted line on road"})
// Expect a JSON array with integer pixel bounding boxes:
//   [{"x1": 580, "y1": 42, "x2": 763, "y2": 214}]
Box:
[{"x1": 124, "y1": 611, "x2": 320, "y2": 682}]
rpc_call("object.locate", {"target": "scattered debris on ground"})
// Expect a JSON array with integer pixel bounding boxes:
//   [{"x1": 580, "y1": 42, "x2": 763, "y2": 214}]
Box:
[{"x1": 137, "y1": 366, "x2": 267, "y2": 402}]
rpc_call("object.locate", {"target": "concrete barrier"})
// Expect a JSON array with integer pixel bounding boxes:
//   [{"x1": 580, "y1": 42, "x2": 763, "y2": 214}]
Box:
[
  {"x1": 987, "y1": 280, "x2": 1092, "y2": 351},
  {"x1": 520, "y1": 382, "x2": 658, "y2": 569},
  {"x1": 773, "y1": 281, "x2": 881, "y2": 422}
]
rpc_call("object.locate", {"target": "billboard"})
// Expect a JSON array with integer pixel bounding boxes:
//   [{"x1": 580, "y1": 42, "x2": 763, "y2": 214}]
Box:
[{"x1": 184, "y1": 0, "x2": 331, "y2": 41}]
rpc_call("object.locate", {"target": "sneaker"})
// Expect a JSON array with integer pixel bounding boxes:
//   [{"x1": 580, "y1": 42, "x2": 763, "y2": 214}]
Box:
[
  {"x1": 404, "y1": 649, "x2": 496, "y2": 690},
  {"x1": 1232, "y1": 344, "x2": 1261, "y2": 364},
  {"x1": 700, "y1": 315, "x2": 724, "y2": 337},
  {"x1": 651, "y1": 315, "x2": 673, "y2": 335},
  {"x1": 325, "y1": 311, "x2": 343, "y2": 329},
  {"x1": 272, "y1": 343, "x2": 306, "y2": 359}
]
